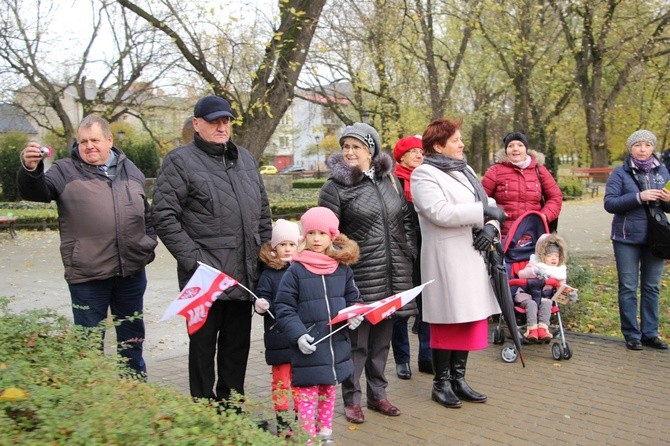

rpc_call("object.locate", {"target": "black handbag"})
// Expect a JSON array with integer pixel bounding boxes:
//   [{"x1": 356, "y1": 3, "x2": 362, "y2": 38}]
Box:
[
  {"x1": 645, "y1": 210, "x2": 670, "y2": 259},
  {"x1": 628, "y1": 170, "x2": 670, "y2": 259}
]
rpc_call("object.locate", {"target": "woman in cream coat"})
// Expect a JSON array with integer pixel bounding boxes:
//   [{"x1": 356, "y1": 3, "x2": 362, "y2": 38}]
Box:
[{"x1": 410, "y1": 118, "x2": 504, "y2": 409}]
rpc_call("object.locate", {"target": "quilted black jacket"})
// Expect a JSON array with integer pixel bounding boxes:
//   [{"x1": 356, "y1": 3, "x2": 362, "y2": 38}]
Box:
[
  {"x1": 318, "y1": 152, "x2": 417, "y2": 317},
  {"x1": 152, "y1": 134, "x2": 272, "y2": 295}
]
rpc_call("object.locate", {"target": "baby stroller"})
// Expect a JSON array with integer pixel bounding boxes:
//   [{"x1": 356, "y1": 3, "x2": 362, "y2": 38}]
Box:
[{"x1": 491, "y1": 211, "x2": 573, "y2": 363}]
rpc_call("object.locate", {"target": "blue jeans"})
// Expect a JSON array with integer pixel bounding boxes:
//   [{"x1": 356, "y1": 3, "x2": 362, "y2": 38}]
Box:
[
  {"x1": 68, "y1": 269, "x2": 147, "y2": 375},
  {"x1": 612, "y1": 242, "x2": 665, "y2": 341}
]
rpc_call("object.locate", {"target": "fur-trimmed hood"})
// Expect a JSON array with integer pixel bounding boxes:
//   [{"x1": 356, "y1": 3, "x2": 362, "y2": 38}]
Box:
[
  {"x1": 494, "y1": 148, "x2": 546, "y2": 167},
  {"x1": 325, "y1": 152, "x2": 394, "y2": 187},
  {"x1": 535, "y1": 233, "x2": 568, "y2": 265}
]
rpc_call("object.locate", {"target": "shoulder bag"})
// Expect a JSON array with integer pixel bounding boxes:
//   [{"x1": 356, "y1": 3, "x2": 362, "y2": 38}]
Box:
[
  {"x1": 628, "y1": 170, "x2": 670, "y2": 259},
  {"x1": 535, "y1": 166, "x2": 558, "y2": 233}
]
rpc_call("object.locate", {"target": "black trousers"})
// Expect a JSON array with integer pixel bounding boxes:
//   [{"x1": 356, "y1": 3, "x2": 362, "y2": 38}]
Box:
[{"x1": 188, "y1": 299, "x2": 253, "y2": 401}]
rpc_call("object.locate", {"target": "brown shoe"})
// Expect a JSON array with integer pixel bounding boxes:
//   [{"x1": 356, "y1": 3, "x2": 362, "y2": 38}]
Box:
[
  {"x1": 344, "y1": 404, "x2": 365, "y2": 424},
  {"x1": 367, "y1": 399, "x2": 401, "y2": 416}
]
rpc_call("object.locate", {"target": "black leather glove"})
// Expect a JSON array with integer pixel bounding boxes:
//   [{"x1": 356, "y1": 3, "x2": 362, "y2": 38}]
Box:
[
  {"x1": 473, "y1": 224, "x2": 498, "y2": 251},
  {"x1": 484, "y1": 205, "x2": 506, "y2": 224}
]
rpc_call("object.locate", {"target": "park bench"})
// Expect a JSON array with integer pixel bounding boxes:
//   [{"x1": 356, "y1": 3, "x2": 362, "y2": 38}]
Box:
[
  {"x1": 570, "y1": 167, "x2": 613, "y2": 197},
  {"x1": 0, "y1": 215, "x2": 18, "y2": 238}
]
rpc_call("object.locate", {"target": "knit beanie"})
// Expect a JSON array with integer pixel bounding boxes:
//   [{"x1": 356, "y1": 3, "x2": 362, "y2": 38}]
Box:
[
  {"x1": 503, "y1": 132, "x2": 529, "y2": 150},
  {"x1": 339, "y1": 123, "x2": 382, "y2": 158},
  {"x1": 393, "y1": 135, "x2": 423, "y2": 162},
  {"x1": 270, "y1": 219, "x2": 301, "y2": 249},
  {"x1": 626, "y1": 130, "x2": 657, "y2": 151},
  {"x1": 300, "y1": 207, "x2": 340, "y2": 240}
]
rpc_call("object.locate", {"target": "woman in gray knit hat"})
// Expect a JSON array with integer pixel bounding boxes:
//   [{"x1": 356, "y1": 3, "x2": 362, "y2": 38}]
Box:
[
  {"x1": 318, "y1": 122, "x2": 418, "y2": 424},
  {"x1": 604, "y1": 130, "x2": 670, "y2": 351}
]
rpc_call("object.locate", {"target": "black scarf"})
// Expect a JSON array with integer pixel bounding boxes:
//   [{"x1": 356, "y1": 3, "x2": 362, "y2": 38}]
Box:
[{"x1": 423, "y1": 154, "x2": 488, "y2": 203}]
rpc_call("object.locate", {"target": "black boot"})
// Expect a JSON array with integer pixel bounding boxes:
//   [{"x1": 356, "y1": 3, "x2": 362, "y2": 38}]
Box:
[
  {"x1": 431, "y1": 349, "x2": 462, "y2": 408},
  {"x1": 450, "y1": 350, "x2": 487, "y2": 403}
]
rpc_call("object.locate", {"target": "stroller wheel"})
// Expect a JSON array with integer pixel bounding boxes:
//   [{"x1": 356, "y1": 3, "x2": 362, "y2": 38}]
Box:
[
  {"x1": 551, "y1": 343, "x2": 564, "y2": 361},
  {"x1": 492, "y1": 327, "x2": 505, "y2": 345},
  {"x1": 562, "y1": 342, "x2": 573, "y2": 360},
  {"x1": 501, "y1": 344, "x2": 518, "y2": 363}
]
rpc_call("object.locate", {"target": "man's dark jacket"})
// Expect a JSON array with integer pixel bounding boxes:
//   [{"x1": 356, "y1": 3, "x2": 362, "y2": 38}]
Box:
[
  {"x1": 152, "y1": 134, "x2": 272, "y2": 294},
  {"x1": 16, "y1": 146, "x2": 157, "y2": 284}
]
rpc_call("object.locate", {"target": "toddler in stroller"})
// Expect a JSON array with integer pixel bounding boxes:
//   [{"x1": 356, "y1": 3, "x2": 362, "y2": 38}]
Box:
[{"x1": 514, "y1": 233, "x2": 576, "y2": 343}]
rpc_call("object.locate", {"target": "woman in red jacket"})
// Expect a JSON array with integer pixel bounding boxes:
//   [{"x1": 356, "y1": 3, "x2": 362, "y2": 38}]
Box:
[{"x1": 481, "y1": 132, "x2": 563, "y2": 240}]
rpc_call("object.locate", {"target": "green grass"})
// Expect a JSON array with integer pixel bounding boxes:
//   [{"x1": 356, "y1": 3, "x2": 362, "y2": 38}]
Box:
[{"x1": 560, "y1": 261, "x2": 670, "y2": 338}]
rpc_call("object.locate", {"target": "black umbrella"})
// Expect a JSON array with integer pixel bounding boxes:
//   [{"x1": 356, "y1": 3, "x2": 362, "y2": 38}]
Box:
[{"x1": 487, "y1": 243, "x2": 525, "y2": 367}]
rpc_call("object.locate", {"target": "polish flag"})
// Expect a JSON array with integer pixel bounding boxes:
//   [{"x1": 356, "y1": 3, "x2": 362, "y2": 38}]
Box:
[
  {"x1": 161, "y1": 263, "x2": 239, "y2": 334},
  {"x1": 328, "y1": 281, "x2": 433, "y2": 326}
]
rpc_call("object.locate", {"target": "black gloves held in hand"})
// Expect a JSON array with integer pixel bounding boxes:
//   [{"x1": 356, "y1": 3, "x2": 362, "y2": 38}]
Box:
[
  {"x1": 473, "y1": 224, "x2": 498, "y2": 251},
  {"x1": 484, "y1": 205, "x2": 506, "y2": 224}
]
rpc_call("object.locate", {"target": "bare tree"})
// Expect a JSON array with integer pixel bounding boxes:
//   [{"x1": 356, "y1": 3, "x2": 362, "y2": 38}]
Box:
[
  {"x1": 476, "y1": 0, "x2": 574, "y2": 166},
  {"x1": 116, "y1": 0, "x2": 326, "y2": 159},
  {"x1": 549, "y1": 0, "x2": 670, "y2": 167},
  {"x1": 402, "y1": 0, "x2": 476, "y2": 119},
  {"x1": 0, "y1": 0, "x2": 177, "y2": 147}
]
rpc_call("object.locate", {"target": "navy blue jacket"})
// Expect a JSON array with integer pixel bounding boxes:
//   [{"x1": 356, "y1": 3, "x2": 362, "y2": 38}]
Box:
[
  {"x1": 256, "y1": 265, "x2": 292, "y2": 365},
  {"x1": 275, "y1": 262, "x2": 361, "y2": 387},
  {"x1": 604, "y1": 155, "x2": 670, "y2": 245}
]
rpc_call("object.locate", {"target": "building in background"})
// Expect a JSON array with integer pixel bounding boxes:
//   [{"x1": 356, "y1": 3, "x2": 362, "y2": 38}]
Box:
[
  {"x1": 265, "y1": 85, "x2": 349, "y2": 172},
  {"x1": 0, "y1": 103, "x2": 38, "y2": 137}
]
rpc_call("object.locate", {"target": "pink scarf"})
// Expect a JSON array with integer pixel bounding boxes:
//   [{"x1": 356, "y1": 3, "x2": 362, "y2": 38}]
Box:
[{"x1": 292, "y1": 250, "x2": 339, "y2": 274}]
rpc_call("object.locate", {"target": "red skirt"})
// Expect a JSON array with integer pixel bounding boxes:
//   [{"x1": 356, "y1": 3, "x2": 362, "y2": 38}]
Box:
[{"x1": 429, "y1": 319, "x2": 489, "y2": 351}]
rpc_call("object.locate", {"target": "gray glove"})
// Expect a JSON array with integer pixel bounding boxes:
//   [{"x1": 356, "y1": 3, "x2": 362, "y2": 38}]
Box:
[
  {"x1": 348, "y1": 315, "x2": 364, "y2": 330},
  {"x1": 534, "y1": 269, "x2": 549, "y2": 280},
  {"x1": 473, "y1": 224, "x2": 498, "y2": 251},
  {"x1": 297, "y1": 334, "x2": 316, "y2": 355},
  {"x1": 484, "y1": 205, "x2": 506, "y2": 224}
]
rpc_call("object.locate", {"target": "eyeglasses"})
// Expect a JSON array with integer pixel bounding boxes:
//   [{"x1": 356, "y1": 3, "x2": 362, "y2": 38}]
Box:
[
  {"x1": 342, "y1": 144, "x2": 367, "y2": 153},
  {"x1": 406, "y1": 149, "x2": 424, "y2": 156}
]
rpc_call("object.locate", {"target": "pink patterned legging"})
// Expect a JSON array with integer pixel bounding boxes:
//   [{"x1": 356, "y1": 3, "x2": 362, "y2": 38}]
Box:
[{"x1": 294, "y1": 384, "x2": 336, "y2": 438}]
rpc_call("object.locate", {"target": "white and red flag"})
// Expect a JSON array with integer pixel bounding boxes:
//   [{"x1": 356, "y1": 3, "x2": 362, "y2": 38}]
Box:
[
  {"x1": 161, "y1": 262, "x2": 239, "y2": 335},
  {"x1": 329, "y1": 280, "x2": 433, "y2": 326},
  {"x1": 314, "y1": 281, "x2": 433, "y2": 346}
]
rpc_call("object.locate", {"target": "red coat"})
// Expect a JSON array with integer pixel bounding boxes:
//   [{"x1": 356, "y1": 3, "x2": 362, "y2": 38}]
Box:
[{"x1": 481, "y1": 149, "x2": 563, "y2": 239}]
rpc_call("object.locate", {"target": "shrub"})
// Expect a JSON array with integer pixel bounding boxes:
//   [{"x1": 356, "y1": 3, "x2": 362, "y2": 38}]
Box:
[
  {"x1": 557, "y1": 176, "x2": 583, "y2": 198},
  {"x1": 267, "y1": 189, "x2": 319, "y2": 218},
  {"x1": 0, "y1": 132, "x2": 29, "y2": 201},
  {"x1": 292, "y1": 178, "x2": 327, "y2": 189},
  {"x1": 0, "y1": 298, "x2": 278, "y2": 445},
  {"x1": 122, "y1": 139, "x2": 160, "y2": 178}
]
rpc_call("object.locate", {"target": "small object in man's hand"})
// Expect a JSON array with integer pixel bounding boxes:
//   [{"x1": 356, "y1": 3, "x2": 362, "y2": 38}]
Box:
[{"x1": 40, "y1": 147, "x2": 52, "y2": 158}]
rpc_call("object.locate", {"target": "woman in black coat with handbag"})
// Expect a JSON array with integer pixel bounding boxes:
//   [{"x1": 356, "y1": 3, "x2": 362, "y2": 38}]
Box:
[{"x1": 604, "y1": 130, "x2": 670, "y2": 351}]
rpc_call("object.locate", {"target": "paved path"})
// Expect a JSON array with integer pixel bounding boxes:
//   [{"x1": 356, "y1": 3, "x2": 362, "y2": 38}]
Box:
[{"x1": 2, "y1": 198, "x2": 669, "y2": 444}]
